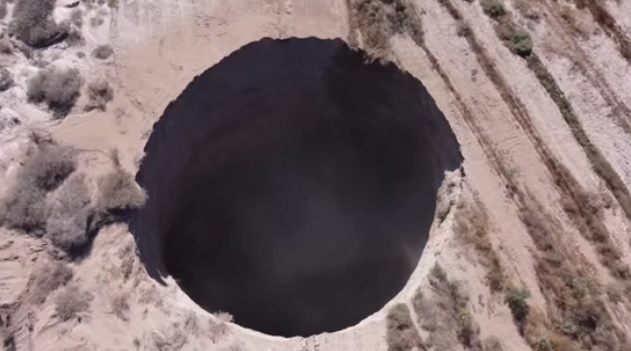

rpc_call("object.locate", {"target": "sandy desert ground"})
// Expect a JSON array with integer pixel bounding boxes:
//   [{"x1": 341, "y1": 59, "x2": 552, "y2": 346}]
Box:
[{"x1": 1, "y1": 0, "x2": 631, "y2": 350}]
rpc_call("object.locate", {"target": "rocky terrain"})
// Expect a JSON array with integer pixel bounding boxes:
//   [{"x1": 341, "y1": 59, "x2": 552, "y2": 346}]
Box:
[{"x1": 1, "y1": 0, "x2": 631, "y2": 350}]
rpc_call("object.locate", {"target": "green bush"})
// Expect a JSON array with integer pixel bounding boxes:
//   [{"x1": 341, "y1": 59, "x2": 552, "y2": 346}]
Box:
[
  {"x1": 482, "y1": 0, "x2": 507, "y2": 19},
  {"x1": 510, "y1": 30, "x2": 533, "y2": 57},
  {"x1": 505, "y1": 288, "x2": 530, "y2": 326}
]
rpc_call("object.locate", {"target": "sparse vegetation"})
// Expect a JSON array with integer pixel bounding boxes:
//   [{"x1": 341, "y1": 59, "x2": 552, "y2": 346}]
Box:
[
  {"x1": 27, "y1": 66, "x2": 84, "y2": 117},
  {"x1": 440, "y1": 5, "x2": 631, "y2": 347},
  {"x1": 414, "y1": 264, "x2": 482, "y2": 350},
  {"x1": 386, "y1": 303, "x2": 424, "y2": 351},
  {"x1": 455, "y1": 200, "x2": 505, "y2": 293},
  {"x1": 11, "y1": 0, "x2": 69, "y2": 48},
  {"x1": 85, "y1": 79, "x2": 114, "y2": 111},
  {"x1": 55, "y1": 285, "x2": 92, "y2": 321},
  {"x1": 28, "y1": 261, "x2": 73, "y2": 304},
  {"x1": 92, "y1": 44, "x2": 113, "y2": 59}
]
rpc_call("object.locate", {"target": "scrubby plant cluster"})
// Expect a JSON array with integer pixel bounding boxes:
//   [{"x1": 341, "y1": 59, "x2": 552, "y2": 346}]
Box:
[
  {"x1": 28, "y1": 260, "x2": 74, "y2": 304},
  {"x1": 0, "y1": 134, "x2": 145, "y2": 257},
  {"x1": 85, "y1": 79, "x2": 114, "y2": 111},
  {"x1": 55, "y1": 285, "x2": 92, "y2": 321},
  {"x1": 479, "y1": 0, "x2": 533, "y2": 57},
  {"x1": 92, "y1": 44, "x2": 113, "y2": 59},
  {"x1": 10, "y1": 0, "x2": 69, "y2": 48},
  {"x1": 0, "y1": 140, "x2": 77, "y2": 234},
  {"x1": 27, "y1": 66, "x2": 84, "y2": 117}
]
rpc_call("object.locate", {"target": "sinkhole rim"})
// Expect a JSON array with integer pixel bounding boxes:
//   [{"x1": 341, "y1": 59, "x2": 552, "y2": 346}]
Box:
[{"x1": 132, "y1": 36, "x2": 463, "y2": 338}]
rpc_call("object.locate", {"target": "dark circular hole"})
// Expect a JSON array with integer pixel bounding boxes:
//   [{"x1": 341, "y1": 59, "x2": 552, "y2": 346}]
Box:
[{"x1": 134, "y1": 37, "x2": 462, "y2": 337}]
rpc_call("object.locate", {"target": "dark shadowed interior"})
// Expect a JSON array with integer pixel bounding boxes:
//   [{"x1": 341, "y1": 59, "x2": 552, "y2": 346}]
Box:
[{"x1": 133, "y1": 37, "x2": 463, "y2": 337}]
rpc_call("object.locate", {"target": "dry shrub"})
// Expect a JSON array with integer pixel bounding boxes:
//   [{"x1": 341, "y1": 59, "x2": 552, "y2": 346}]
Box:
[
  {"x1": 0, "y1": 143, "x2": 76, "y2": 234},
  {"x1": 85, "y1": 79, "x2": 114, "y2": 112},
  {"x1": 24, "y1": 144, "x2": 76, "y2": 192},
  {"x1": 90, "y1": 15, "x2": 104, "y2": 27},
  {"x1": 65, "y1": 24, "x2": 85, "y2": 47},
  {"x1": 96, "y1": 167, "x2": 146, "y2": 214},
  {"x1": 455, "y1": 200, "x2": 504, "y2": 293},
  {"x1": 386, "y1": 303, "x2": 423, "y2": 351},
  {"x1": 27, "y1": 66, "x2": 84, "y2": 117},
  {"x1": 184, "y1": 312, "x2": 200, "y2": 336},
  {"x1": 348, "y1": 0, "x2": 424, "y2": 56},
  {"x1": 10, "y1": 0, "x2": 69, "y2": 48},
  {"x1": 118, "y1": 242, "x2": 136, "y2": 280},
  {"x1": 55, "y1": 285, "x2": 92, "y2": 321},
  {"x1": 0, "y1": 34, "x2": 13, "y2": 55},
  {"x1": 0, "y1": 182, "x2": 45, "y2": 233},
  {"x1": 574, "y1": 0, "x2": 631, "y2": 62},
  {"x1": 46, "y1": 174, "x2": 92, "y2": 252},
  {"x1": 28, "y1": 261, "x2": 73, "y2": 304},
  {"x1": 111, "y1": 292, "x2": 130, "y2": 321},
  {"x1": 152, "y1": 323, "x2": 187, "y2": 351},
  {"x1": 0, "y1": 69, "x2": 14, "y2": 91},
  {"x1": 0, "y1": 0, "x2": 7, "y2": 19},
  {"x1": 92, "y1": 44, "x2": 113, "y2": 59},
  {"x1": 71, "y1": 9, "x2": 83, "y2": 28},
  {"x1": 2, "y1": 332, "x2": 15, "y2": 351}
]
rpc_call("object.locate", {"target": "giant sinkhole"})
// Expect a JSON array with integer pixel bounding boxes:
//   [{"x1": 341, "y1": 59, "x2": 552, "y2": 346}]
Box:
[{"x1": 134, "y1": 37, "x2": 463, "y2": 337}]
